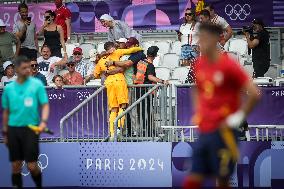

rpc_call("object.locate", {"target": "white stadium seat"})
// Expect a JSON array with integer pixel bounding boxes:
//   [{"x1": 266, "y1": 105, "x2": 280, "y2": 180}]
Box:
[
  {"x1": 142, "y1": 41, "x2": 155, "y2": 53},
  {"x1": 86, "y1": 79, "x2": 102, "y2": 86},
  {"x1": 171, "y1": 67, "x2": 190, "y2": 83},
  {"x1": 97, "y1": 42, "x2": 105, "y2": 54},
  {"x1": 155, "y1": 67, "x2": 171, "y2": 81},
  {"x1": 153, "y1": 53, "x2": 163, "y2": 67},
  {"x1": 264, "y1": 64, "x2": 280, "y2": 79},
  {"x1": 161, "y1": 53, "x2": 180, "y2": 69},
  {"x1": 171, "y1": 41, "x2": 182, "y2": 55},
  {"x1": 243, "y1": 64, "x2": 254, "y2": 77},
  {"x1": 66, "y1": 43, "x2": 79, "y2": 57},
  {"x1": 228, "y1": 38, "x2": 248, "y2": 56},
  {"x1": 79, "y1": 43, "x2": 95, "y2": 58},
  {"x1": 253, "y1": 77, "x2": 273, "y2": 86},
  {"x1": 155, "y1": 41, "x2": 171, "y2": 55},
  {"x1": 275, "y1": 77, "x2": 284, "y2": 86}
]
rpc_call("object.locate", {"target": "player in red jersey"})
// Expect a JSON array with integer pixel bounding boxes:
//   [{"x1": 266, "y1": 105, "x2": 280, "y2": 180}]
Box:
[
  {"x1": 54, "y1": 0, "x2": 71, "y2": 42},
  {"x1": 183, "y1": 23, "x2": 260, "y2": 189}
]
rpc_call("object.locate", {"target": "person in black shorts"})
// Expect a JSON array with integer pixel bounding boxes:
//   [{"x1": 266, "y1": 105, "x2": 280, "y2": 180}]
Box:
[{"x1": 2, "y1": 56, "x2": 49, "y2": 188}]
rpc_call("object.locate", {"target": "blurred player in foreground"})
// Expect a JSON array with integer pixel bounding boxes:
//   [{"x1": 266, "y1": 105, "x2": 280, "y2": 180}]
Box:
[
  {"x1": 183, "y1": 23, "x2": 260, "y2": 189},
  {"x1": 2, "y1": 56, "x2": 49, "y2": 188}
]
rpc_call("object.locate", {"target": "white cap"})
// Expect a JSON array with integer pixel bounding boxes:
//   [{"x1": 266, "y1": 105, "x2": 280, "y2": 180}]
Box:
[
  {"x1": 116, "y1": 38, "x2": 128, "y2": 43},
  {"x1": 100, "y1": 14, "x2": 114, "y2": 21},
  {"x1": 0, "y1": 19, "x2": 6, "y2": 27},
  {"x1": 3, "y1": 61, "x2": 13, "y2": 71},
  {"x1": 89, "y1": 49, "x2": 97, "y2": 62}
]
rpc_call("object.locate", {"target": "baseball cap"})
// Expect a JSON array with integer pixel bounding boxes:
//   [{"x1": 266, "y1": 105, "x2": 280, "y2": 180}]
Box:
[
  {"x1": 252, "y1": 18, "x2": 264, "y2": 27},
  {"x1": 89, "y1": 49, "x2": 97, "y2": 62},
  {"x1": 0, "y1": 19, "x2": 6, "y2": 27},
  {"x1": 116, "y1": 38, "x2": 128, "y2": 43},
  {"x1": 147, "y1": 46, "x2": 159, "y2": 57},
  {"x1": 126, "y1": 37, "x2": 139, "y2": 48},
  {"x1": 3, "y1": 61, "x2": 13, "y2": 70},
  {"x1": 73, "y1": 47, "x2": 83, "y2": 54},
  {"x1": 100, "y1": 14, "x2": 114, "y2": 21}
]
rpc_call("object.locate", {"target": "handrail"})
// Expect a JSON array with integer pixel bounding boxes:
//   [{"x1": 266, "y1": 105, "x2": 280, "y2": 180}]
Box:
[
  {"x1": 59, "y1": 86, "x2": 105, "y2": 141},
  {"x1": 113, "y1": 84, "x2": 162, "y2": 141}
]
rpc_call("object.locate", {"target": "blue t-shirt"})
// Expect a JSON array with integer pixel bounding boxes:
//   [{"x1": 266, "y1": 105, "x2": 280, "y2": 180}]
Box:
[{"x1": 2, "y1": 77, "x2": 49, "y2": 127}]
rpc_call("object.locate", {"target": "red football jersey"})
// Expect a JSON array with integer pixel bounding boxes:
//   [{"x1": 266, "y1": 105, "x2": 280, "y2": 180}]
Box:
[
  {"x1": 193, "y1": 53, "x2": 249, "y2": 133},
  {"x1": 55, "y1": 5, "x2": 71, "y2": 40}
]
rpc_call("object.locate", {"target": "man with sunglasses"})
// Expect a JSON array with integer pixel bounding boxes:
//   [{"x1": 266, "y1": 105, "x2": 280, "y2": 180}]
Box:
[
  {"x1": 63, "y1": 57, "x2": 84, "y2": 85},
  {"x1": 72, "y1": 47, "x2": 93, "y2": 84},
  {"x1": 37, "y1": 45, "x2": 67, "y2": 85},
  {"x1": 13, "y1": 3, "x2": 38, "y2": 60},
  {"x1": 30, "y1": 58, "x2": 47, "y2": 86}
]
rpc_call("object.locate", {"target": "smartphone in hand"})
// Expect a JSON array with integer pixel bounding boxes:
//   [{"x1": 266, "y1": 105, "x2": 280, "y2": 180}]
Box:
[{"x1": 27, "y1": 16, "x2": 31, "y2": 25}]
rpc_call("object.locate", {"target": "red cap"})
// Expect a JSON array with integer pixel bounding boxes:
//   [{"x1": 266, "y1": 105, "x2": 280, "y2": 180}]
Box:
[
  {"x1": 126, "y1": 37, "x2": 139, "y2": 48},
  {"x1": 73, "y1": 47, "x2": 83, "y2": 54}
]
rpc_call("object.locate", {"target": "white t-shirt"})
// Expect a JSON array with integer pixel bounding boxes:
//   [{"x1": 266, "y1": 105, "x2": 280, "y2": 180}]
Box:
[
  {"x1": 37, "y1": 56, "x2": 62, "y2": 85},
  {"x1": 211, "y1": 15, "x2": 229, "y2": 29},
  {"x1": 1, "y1": 75, "x2": 17, "y2": 86},
  {"x1": 179, "y1": 22, "x2": 200, "y2": 46}
]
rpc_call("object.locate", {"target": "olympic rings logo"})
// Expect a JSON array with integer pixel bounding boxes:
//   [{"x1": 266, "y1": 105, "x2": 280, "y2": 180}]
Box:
[
  {"x1": 21, "y1": 154, "x2": 49, "y2": 176},
  {"x1": 225, "y1": 4, "x2": 251, "y2": 21}
]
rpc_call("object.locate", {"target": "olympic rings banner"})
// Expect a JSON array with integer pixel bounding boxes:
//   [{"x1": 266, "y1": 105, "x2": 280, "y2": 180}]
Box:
[
  {"x1": 1, "y1": 142, "x2": 284, "y2": 187},
  {"x1": 0, "y1": 0, "x2": 283, "y2": 33}
]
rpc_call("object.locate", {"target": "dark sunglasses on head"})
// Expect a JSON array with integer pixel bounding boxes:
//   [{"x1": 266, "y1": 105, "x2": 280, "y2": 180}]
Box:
[
  {"x1": 185, "y1": 13, "x2": 194, "y2": 16},
  {"x1": 67, "y1": 64, "x2": 75, "y2": 67},
  {"x1": 73, "y1": 52, "x2": 82, "y2": 56},
  {"x1": 31, "y1": 64, "x2": 38, "y2": 68},
  {"x1": 45, "y1": 16, "x2": 51, "y2": 21}
]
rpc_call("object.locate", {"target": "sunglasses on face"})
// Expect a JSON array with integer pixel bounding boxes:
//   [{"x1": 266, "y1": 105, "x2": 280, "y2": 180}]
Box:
[
  {"x1": 185, "y1": 13, "x2": 194, "y2": 16},
  {"x1": 73, "y1": 53, "x2": 82, "y2": 56},
  {"x1": 31, "y1": 64, "x2": 38, "y2": 68},
  {"x1": 45, "y1": 15, "x2": 51, "y2": 21},
  {"x1": 67, "y1": 64, "x2": 75, "y2": 67}
]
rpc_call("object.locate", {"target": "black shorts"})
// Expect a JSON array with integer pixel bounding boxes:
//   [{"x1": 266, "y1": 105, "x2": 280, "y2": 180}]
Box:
[
  {"x1": 7, "y1": 127, "x2": 39, "y2": 162},
  {"x1": 191, "y1": 128, "x2": 238, "y2": 179},
  {"x1": 19, "y1": 48, "x2": 38, "y2": 60}
]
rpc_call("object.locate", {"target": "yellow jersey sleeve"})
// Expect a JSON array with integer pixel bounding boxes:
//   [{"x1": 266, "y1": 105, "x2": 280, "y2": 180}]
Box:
[
  {"x1": 93, "y1": 58, "x2": 106, "y2": 78},
  {"x1": 115, "y1": 47, "x2": 143, "y2": 57}
]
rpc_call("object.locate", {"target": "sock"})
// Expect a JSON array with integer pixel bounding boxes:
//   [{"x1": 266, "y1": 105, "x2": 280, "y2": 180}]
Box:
[
  {"x1": 31, "y1": 172, "x2": 42, "y2": 188},
  {"x1": 12, "y1": 173, "x2": 22, "y2": 188},
  {"x1": 118, "y1": 108, "x2": 126, "y2": 129},
  {"x1": 183, "y1": 177, "x2": 201, "y2": 189},
  {"x1": 109, "y1": 111, "x2": 118, "y2": 137}
]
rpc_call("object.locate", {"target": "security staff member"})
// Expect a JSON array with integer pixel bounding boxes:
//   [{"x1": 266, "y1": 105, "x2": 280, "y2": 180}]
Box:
[
  {"x1": 245, "y1": 19, "x2": 270, "y2": 78},
  {"x1": 2, "y1": 56, "x2": 49, "y2": 188}
]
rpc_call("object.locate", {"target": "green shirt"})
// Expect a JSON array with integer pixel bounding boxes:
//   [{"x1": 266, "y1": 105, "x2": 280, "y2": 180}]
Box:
[
  {"x1": 0, "y1": 32, "x2": 17, "y2": 63},
  {"x1": 2, "y1": 77, "x2": 49, "y2": 127},
  {"x1": 120, "y1": 55, "x2": 133, "y2": 85}
]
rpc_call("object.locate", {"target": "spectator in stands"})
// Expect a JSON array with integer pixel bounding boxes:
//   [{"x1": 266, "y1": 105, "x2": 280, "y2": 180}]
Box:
[
  {"x1": 133, "y1": 46, "x2": 168, "y2": 137},
  {"x1": 38, "y1": 10, "x2": 67, "y2": 58},
  {"x1": 72, "y1": 47, "x2": 93, "y2": 84},
  {"x1": 37, "y1": 45, "x2": 67, "y2": 85},
  {"x1": 116, "y1": 38, "x2": 128, "y2": 49},
  {"x1": 199, "y1": 9, "x2": 211, "y2": 24},
  {"x1": 13, "y1": 3, "x2": 38, "y2": 60},
  {"x1": 54, "y1": 0, "x2": 71, "y2": 42},
  {"x1": 204, "y1": 3, "x2": 233, "y2": 47},
  {"x1": 63, "y1": 57, "x2": 84, "y2": 85},
  {"x1": 100, "y1": 14, "x2": 142, "y2": 44},
  {"x1": 0, "y1": 19, "x2": 20, "y2": 78},
  {"x1": 1, "y1": 61, "x2": 17, "y2": 86},
  {"x1": 53, "y1": 75, "x2": 64, "y2": 89},
  {"x1": 178, "y1": 8, "x2": 200, "y2": 66},
  {"x1": 245, "y1": 19, "x2": 270, "y2": 78},
  {"x1": 30, "y1": 59, "x2": 47, "y2": 86}
]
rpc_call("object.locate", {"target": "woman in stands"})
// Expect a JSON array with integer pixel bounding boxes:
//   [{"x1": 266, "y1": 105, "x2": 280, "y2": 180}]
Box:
[
  {"x1": 38, "y1": 10, "x2": 67, "y2": 59},
  {"x1": 178, "y1": 8, "x2": 200, "y2": 83}
]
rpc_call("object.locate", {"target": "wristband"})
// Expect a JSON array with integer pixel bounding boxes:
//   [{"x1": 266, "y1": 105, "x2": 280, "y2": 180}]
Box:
[{"x1": 225, "y1": 110, "x2": 245, "y2": 129}]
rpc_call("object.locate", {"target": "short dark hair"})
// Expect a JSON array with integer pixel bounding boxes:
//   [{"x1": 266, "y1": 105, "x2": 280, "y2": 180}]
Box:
[
  {"x1": 199, "y1": 23, "x2": 223, "y2": 36},
  {"x1": 41, "y1": 44, "x2": 51, "y2": 52},
  {"x1": 18, "y1": 3, "x2": 28, "y2": 11},
  {"x1": 185, "y1": 8, "x2": 196, "y2": 20},
  {"x1": 52, "y1": 75, "x2": 64, "y2": 82},
  {"x1": 45, "y1": 10, "x2": 56, "y2": 19},
  {"x1": 104, "y1": 41, "x2": 115, "y2": 51},
  {"x1": 200, "y1": 9, "x2": 210, "y2": 18},
  {"x1": 13, "y1": 55, "x2": 30, "y2": 67},
  {"x1": 147, "y1": 46, "x2": 159, "y2": 57},
  {"x1": 204, "y1": 3, "x2": 214, "y2": 10}
]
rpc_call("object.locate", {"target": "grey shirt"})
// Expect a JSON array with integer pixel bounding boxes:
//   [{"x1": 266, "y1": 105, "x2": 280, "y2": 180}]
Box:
[
  {"x1": 13, "y1": 21, "x2": 37, "y2": 50},
  {"x1": 0, "y1": 32, "x2": 17, "y2": 63},
  {"x1": 108, "y1": 20, "x2": 142, "y2": 44}
]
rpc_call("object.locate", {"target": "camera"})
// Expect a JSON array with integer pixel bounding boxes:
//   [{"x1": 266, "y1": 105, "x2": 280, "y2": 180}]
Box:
[{"x1": 237, "y1": 25, "x2": 253, "y2": 35}]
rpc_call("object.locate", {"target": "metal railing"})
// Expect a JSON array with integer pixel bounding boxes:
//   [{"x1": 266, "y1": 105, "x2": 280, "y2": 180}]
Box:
[
  {"x1": 113, "y1": 84, "x2": 167, "y2": 142},
  {"x1": 59, "y1": 86, "x2": 108, "y2": 142}
]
